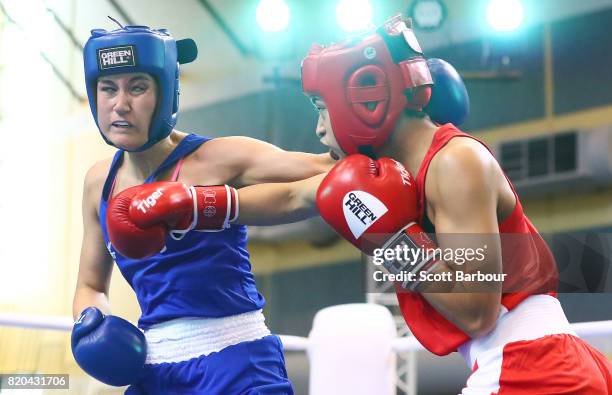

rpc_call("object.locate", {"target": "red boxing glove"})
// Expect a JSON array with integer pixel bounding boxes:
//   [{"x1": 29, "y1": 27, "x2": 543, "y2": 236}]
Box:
[
  {"x1": 107, "y1": 186, "x2": 167, "y2": 260},
  {"x1": 183, "y1": 184, "x2": 239, "y2": 232},
  {"x1": 129, "y1": 182, "x2": 194, "y2": 233},
  {"x1": 107, "y1": 182, "x2": 238, "y2": 259},
  {"x1": 316, "y1": 154, "x2": 437, "y2": 290}
]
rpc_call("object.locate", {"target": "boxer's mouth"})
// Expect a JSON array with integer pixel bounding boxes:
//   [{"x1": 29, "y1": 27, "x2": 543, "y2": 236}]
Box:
[
  {"x1": 112, "y1": 120, "x2": 133, "y2": 128},
  {"x1": 330, "y1": 150, "x2": 340, "y2": 160}
]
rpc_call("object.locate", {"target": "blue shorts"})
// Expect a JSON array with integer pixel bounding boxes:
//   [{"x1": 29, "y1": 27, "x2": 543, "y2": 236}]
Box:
[{"x1": 125, "y1": 335, "x2": 293, "y2": 395}]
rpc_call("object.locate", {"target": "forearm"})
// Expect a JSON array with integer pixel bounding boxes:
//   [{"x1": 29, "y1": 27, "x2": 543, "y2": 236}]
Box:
[
  {"x1": 236, "y1": 173, "x2": 324, "y2": 226},
  {"x1": 383, "y1": 229, "x2": 502, "y2": 337},
  {"x1": 72, "y1": 286, "x2": 111, "y2": 319},
  {"x1": 416, "y1": 259, "x2": 501, "y2": 337}
]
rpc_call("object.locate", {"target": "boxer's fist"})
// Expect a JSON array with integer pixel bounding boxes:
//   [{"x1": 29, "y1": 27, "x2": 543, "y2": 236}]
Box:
[
  {"x1": 129, "y1": 182, "x2": 194, "y2": 231},
  {"x1": 317, "y1": 154, "x2": 418, "y2": 253},
  {"x1": 71, "y1": 307, "x2": 146, "y2": 386},
  {"x1": 107, "y1": 186, "x2": 166, "y2": 259},
  {"x1": 129, "y1": 182, "x2": 238, "y2": 235},
  {"x1": 317, "y1": 155, "x2": 437, "y2": 289},
  {"x1": 107, "y1": 182, "x2": 238, "y2": 259}
]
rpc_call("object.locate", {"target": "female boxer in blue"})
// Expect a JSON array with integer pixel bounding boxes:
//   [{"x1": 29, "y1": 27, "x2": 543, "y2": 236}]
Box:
[{"x1": 71, "y1": 25, "x2": 330, "y2": 394}]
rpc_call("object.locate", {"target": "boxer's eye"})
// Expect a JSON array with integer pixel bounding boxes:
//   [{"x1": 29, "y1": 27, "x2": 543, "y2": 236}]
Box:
[
  {"x1": 311, "y1": 97, "x2": 326, "y2": 111},
  {"x1": 131, "y1": 84, "x2": 147, "y2": 94},
  {"x1": 100, "y1": 86, "x2": 117, "y2": 94}
]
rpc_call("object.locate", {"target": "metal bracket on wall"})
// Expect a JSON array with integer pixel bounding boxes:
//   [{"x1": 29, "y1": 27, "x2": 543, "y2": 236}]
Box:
[
  {"x1": 107, "y1": 0, "x2": 136, "y2": 26},
  {"x1": 460, "y1": 70, "x2": 522, "y2": 80},
  {"x1": 0, "y1": 1, "x2": 85, "y2": 102},
  {"x1": 262, "y1": 69, "x2": 300, "y2": 88},
  {"x1": 46, "y1": 6, "x2": 83, "y2": 50},
  {"x1": 196, "y1": 0, "x2": 252, "y2": 57}
]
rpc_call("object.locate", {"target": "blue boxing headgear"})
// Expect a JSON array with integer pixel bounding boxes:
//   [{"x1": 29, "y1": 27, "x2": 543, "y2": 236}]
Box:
[
  {"x1": 425, "y1": 58, "x2": 470, "y2": 127},
  {"x1": 83, "y1": 25, "x2": 197, "y2": 151}
]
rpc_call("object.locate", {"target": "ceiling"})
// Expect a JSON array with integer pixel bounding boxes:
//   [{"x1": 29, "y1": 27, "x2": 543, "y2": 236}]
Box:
[{"x1": 2, "y1": 0, "x2": 612, "y2": 110}]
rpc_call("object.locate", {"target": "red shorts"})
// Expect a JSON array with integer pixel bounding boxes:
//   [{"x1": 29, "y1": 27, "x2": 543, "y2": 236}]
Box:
[
  {"x1": 458, "y1": 296, "x2": 612, "y2": 394},
  {"x1": 462, "y1": 334, "x2": 612, "y2": 394}
]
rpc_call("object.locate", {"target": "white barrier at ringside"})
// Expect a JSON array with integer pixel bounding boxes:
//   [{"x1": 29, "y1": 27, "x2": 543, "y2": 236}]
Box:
[
  {"x1": 308, "y1": 304, "x2": 397, "y2": 395},
  {"x1": 1, "y1": 305, "x2": 612, "y2": 394}
]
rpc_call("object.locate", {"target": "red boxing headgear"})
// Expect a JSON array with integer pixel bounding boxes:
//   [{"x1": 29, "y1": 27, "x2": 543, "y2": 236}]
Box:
[{"x1": 302, "y1": 15, "x2": 432, "y2": 155}]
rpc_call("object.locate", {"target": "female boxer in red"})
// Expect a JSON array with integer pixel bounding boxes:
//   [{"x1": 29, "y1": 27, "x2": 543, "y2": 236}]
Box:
[{"x1": 237, "y1": 14, "x2": 612, "y2": 394}]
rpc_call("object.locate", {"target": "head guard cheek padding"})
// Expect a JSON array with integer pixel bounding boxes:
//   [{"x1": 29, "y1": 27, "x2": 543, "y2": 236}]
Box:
[
  {"x1": 84, "y1": 25, "x2": 197, "y2": 152},
  {"x1": 301, "y1": 15, "x2": 433, "y2": 155}
]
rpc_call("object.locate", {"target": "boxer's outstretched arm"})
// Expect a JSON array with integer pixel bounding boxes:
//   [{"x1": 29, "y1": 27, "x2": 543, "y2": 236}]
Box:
[
  {"x1": 73, "y1": 162, "x2": 114, "y2": 319},
  {"x1": 201, "y1": 136, "x2": 333, "y2": 187},
  {"x1": 235, "y1": 173, "x2": 325, "y2": 226},
  {"x1": 418, "y1": 140, "x2": 503, "y2": 338}
]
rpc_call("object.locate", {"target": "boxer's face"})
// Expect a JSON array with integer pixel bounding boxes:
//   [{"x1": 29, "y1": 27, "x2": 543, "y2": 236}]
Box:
[
  {"x1": 313, "y1": 98, "x2": 345, "y2": 160},
  {"x1": 96, "y1": 72, "x2": 158, "y2": 150}
]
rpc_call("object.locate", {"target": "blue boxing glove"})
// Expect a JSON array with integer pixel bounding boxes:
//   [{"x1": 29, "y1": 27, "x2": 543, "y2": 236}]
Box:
[
  {"x1": 71, "y1": 307, "x2": 147, "y2": 386},
  {"x1": 424, "y1": 58, "x2": 470, "y2": 126}
]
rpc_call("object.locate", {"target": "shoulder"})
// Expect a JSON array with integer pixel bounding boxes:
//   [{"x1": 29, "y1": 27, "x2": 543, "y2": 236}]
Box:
[
  {"x1": 83, "y1": 158, "x2": 113, "y2": 203},
  {"x1": 430, "y1": 137, "x2": 497, "y2": 181},
  {"x1": 84, "y1": 158, "x2": 113, "y2": 186},
  {"x1": 427, "y1": 137, "x2": 500, "y2": 204},
  {"x1": 189, "y1": 136, "x2": 272, "y2": 161},
  {"x1": 175, "y1": 136, "x2": 264, "y2": 185}
]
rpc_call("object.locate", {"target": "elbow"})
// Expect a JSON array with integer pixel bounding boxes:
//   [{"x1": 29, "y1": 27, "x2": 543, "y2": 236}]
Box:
[
  {"x1": 463, "y1": 311, "x2": 498, "y2": 338},
  {"x1": 460, "y1": 296, "x2": 501, "y2": 338},
  {"x1": 283, "y1": 184, "x2": 312, "y2": 222},
  {"x1": 287, "y1": 185, "x2": 304, "y2": 214}
]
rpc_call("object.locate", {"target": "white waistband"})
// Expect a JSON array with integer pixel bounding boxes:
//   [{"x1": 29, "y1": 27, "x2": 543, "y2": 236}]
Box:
[
  {"x1": 144, "y1": 310, "x2": 271, "y2": 364},
  {"x1": 458, "y1": 295, "x2": 576, "y2": 369}
]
